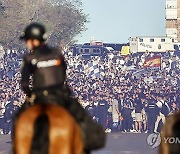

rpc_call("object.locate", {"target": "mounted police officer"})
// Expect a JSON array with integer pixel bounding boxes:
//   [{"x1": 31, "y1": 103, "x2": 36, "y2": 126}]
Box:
[
  {"x1": 17, "y1": 22, "x2": 106, "y2": 152},
  {"x1": 19, "y1": 23, "x2": 67, "y2": 100}
]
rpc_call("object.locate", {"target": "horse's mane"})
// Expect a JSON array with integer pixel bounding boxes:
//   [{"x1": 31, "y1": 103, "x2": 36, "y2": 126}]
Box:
[{"x1": 31, "y1": 113, "x2": 49, "y2": 154}]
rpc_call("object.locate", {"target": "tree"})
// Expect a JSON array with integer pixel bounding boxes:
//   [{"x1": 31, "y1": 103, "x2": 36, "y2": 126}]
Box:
[
  {"x1": 0, "y1": 0, "x2": 88, "y2": 48},
  {"x1": 0, "y1": 1, "x2": 5, "y2": 15}
]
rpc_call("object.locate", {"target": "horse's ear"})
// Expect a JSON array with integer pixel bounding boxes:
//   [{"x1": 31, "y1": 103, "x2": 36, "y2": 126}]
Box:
[{"x1": 14, "y1": 105, "x2": 42, "y2": 154}]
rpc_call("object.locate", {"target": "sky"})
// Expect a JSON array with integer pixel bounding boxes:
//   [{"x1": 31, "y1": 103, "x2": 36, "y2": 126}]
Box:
[{"x1": 76, "y1": 0, "x2": 166, "y2": 43}]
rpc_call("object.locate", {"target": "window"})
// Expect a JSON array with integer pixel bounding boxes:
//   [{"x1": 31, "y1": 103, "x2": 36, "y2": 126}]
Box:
[
  {"x1": 139, "y1": 38, "x2": 143, "y2": 42},
  {"x1": 85, "y1": 49, "x2": 89, "y2": 53},
  {"x1": 161, "y1": 39, "x2": 165, "y2": 42},
  {"x1": 93, "y1": 49, "x2": 100, "y2": 53},
  {"x1": 172, "y1": 39, "x2": 174, "y2": 42},
  {"x1": 150, "y1": 39, "x2": 154, "y2": 42}
]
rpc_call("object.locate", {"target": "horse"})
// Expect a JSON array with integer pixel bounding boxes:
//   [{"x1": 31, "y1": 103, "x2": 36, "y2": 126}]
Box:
[
  {"x1": 13, "y1": 103, "x2": 84, "y2": 154},
  {"x1": 159, "y1": 111, "x2": 180, "y2": 154}
]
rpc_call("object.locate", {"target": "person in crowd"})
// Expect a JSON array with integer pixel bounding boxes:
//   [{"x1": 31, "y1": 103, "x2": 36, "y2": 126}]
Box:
[
  {"x1": 146, "y1": 93, "x2": 158, "y2": 133},
  {"x1": 0, "y1": 102, "x2": 5, "y2": 134},
  {"x1": 105, "y1": 101, "x2": 113, "y2": 133},
  {"x1": 134, "y1": 94, "x2": 143, "y2": 132},
  {"x1": 118, "y1": 93, "x2": 124, "y2": 112},
  {"x1": 169, "y1": 101, "x2": 178, "y2": 115},
  {"x1": 111, "y1": 95, "x2": 120, "y2": 132},
  {"x1": 3, "y1": 101, "x2": 14, "y2": 135},
  {"x1": 154, "y1": 95, "x2": 170, "y2": 133},
  {"x1": 122, "y1": 96, "x2": 134, "y2": 132},
  {"x1": 85, "y1": 100, "x2": 96, "y2": 120},
  {"x1": 141, "y1": 96, "x2": 148, "y2": 133},
  {"x1": 96, "y1": 96, "x2": 109, "y2": 129},
  {"x1": 117, "y1": 93, "x2": 125, "y2": 131}
]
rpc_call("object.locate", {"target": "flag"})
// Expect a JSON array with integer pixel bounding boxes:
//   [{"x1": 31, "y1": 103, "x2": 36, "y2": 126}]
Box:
[
  {"x1": 81, "y1": 60, "x2": 100, "y2": 78},
  {"x1": 143, "y1": 56, "x2": 161, "y2": 68}
]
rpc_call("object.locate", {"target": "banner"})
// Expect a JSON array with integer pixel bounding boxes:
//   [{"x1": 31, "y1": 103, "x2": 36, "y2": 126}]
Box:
[
  {"x1": 121, "y1": 46, "x2": 130, "y2": 56},
  {"x1": 143, "y1": 56, "x2": 161, "y2": 68}
]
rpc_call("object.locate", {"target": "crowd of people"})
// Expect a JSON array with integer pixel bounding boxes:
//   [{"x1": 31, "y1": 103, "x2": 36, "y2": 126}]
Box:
[
  {"x1": 0, "y1": 43, "x2": 179, "y2": 134},
  {"x1": 64, "y1": 49, "x2": 180, "y2": 133},
  {"x1": 0, "y1": 45, "x2": 26, "y2": 134}
]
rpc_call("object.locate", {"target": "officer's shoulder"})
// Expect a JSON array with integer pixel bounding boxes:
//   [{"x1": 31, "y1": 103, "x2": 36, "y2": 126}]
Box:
[{"x1": 51, "y1": 47, "x2": 63, "y2": 55}]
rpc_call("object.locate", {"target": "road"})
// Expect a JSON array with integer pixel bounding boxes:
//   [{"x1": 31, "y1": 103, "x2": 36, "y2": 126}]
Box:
[{"x1": 0, "y1": 133, "x2": 158, "y2": 154}]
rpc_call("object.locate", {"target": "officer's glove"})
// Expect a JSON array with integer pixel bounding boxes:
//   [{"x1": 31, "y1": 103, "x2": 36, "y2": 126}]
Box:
[{"x1": 25, "y1": 94, "x2": 36, "y2": 105}]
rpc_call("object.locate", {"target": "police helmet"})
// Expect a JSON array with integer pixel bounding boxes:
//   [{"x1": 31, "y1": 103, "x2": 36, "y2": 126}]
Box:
[{"x1": 20, "y1": 22, "x2": 48, "y2": 42}]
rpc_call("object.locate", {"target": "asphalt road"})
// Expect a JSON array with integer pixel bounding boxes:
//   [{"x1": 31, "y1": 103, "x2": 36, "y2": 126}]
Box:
[{"x1": 0, "y1": 133, "x2": 158, "y2": 154}]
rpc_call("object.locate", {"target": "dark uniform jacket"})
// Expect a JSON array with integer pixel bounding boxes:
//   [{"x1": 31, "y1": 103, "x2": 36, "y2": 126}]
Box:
[
  {"x1": 21, "y1": 44, "x2": 67, "y2": 96},
  {"x1": 146, "y1": 98, "x2": 158, "y2": 116}
]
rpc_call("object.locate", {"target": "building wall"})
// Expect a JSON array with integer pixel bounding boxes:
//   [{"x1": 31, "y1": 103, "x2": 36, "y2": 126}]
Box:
[
  {"x1": 177, "y1": 0, "x2": 180, "y2": 41},
  {"x1": 166, "y1": 0, "x2": 180, "y2": 42},
  {"x1": 129, "y1": 37, "x2": 175, "y2": 53}
]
